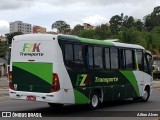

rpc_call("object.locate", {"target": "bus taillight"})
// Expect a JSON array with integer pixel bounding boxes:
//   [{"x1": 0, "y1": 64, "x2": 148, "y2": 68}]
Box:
[
  {"x1": 9, "y1": 71, "x2": 14, "y2": 90},
  {"x1": 50, "y1": 73, "x2": 60, "y2": 92}
]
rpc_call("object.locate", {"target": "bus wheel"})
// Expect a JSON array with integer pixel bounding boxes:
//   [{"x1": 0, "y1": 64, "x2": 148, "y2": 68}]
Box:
[
  {"x1": 48, "y1": 103, "x2": 64, "y2": 109},
  {"x1": 90, "y1": 92, "x2": 100, "y2": 109},
  {"x1": 140, "y1": 89, "x2": 149, "y2": 102}
]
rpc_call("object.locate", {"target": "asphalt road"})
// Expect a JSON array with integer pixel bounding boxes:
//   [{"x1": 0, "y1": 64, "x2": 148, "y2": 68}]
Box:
[
  {"x1": 0, "y1": 90, "x2": 159, "y2": 120},
  {"x1": 0, "y1": 77, "x2": 159, "y2": 120}
]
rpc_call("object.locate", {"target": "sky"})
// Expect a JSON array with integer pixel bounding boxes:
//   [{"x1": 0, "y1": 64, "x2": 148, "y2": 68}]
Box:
[{"x1": 0, "y1": 0, "x2": 160, "y2": 35}]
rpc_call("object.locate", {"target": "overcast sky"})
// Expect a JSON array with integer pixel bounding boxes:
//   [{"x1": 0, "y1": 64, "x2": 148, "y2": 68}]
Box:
[{"x1": 0, "y1": 0, "x2": 159, "y2": 35}]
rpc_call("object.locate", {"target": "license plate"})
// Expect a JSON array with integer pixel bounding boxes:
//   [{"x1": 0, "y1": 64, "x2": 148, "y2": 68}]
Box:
[{"x1": 26, "y1": 96, "x2": 36, "y2": 101}]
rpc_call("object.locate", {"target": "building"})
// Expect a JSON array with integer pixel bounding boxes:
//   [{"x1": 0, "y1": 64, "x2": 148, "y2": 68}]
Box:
[
  {"x1": 9, "y1": 21, "x2": 32, "y2": 34},
  {"x1": 33, "y1": 25, "x2": 46, "y2": 33},
  {"x1": 0, "y1": 35, "x2": 6, "y2": 42},
  {"x1": 83, "y1": 23, "x2": 95, "y2": 30}
]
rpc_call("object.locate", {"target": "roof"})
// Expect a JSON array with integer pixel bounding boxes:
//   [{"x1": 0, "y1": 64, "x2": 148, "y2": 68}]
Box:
[
  {"x1": 57, "y1": 34, "x2": 145, "y2": 49},
  {"x1": 13, "y1": 34, "x2": 145, "y2": 49}
]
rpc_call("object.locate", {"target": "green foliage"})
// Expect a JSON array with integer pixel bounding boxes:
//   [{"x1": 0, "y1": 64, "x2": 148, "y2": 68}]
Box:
[
  {"x1": 78, "y1": 24, "x2": 111, "y2": 40},
  {"x1": 79, "y1": 29, "x2": 96, "y2": 39},
  {"x1": 77, "y1": 6, "x2": 160, "y2": 55},
  {"x1": 135, "y1": 19, "x2": 143, "y2": 31},
  {"x1": 95, "y1": 24, "x2": 111, "y2": 39},
  {"x1": 71, "y1": 24, "x2": 84, "y2": 35},
  {"x1": 144, "y1": 6, "x2": 160, "y2": 31},
  {"x1": 109, "y1": 15, "x2": 122, "y2": 35},
  {"x1": 0, "y1": 41, "x2": 8, "y2": 58},
  {"x1": 51, "y1": 20, "x2": 71, "y2": 34},
  {"x1": 5, "y1": 32, "x2": 23, "y2": 45},
  {"x1": 118, "y1": 27, "x2": 147, "y2": 48}
]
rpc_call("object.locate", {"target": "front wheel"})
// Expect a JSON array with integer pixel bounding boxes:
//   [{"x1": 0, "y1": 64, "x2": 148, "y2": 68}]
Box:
[
  {"x1": 90, "y1": 92, "x2": 100, "y2": 110},
  {"x1": 140, "y1": 89, "x2": 150, "y2": 102}
]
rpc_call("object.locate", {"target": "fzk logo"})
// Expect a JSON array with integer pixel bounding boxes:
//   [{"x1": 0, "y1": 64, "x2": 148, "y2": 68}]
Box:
[
  {"x1": 23, "y1": 43, "x2": 41, "y2": 52},
  {"x1": 76, "y1": 74, "x2": 91, "y2": 86},
  {"x1": 20, "y1": 43, "x2": 44, "y2": 57}
]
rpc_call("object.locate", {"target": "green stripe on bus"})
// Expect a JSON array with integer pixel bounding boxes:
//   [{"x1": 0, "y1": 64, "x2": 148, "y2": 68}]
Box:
[
  {"x1": 74, "y1": 89, "x2": 90, "y2": 104},
  {"x1": 13, "y1": 62, "x2": 52, "y2": 85},
  {"x1": 13, "y1": 66, "x2": 51, "y2": 93},
  {"x1": 78, "y1": 37, "x2": 114, "y2": 46},
  {"x1": 120, "y1": 71, "x2": 140, "y2": 96},
  {"x1": 57, "y1": 35, "x2": 114, "y2": 46}
]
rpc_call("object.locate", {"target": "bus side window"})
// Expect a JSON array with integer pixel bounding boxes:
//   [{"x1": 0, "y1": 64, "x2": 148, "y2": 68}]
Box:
[
  {"x1": 73, "y1": 44, "x2": 84, "y2": 68},
  {"x1": 144, "y1": 53, "x2": 152, "y2": 74},
  {"x1": 120, "y1": 49, "x2": 125, "y2": 69},
  {"x1": 110, "y1": 48, "x2": 119, "y2": 69},
  {"x1": 105, "y1": 48, "x2": 110, "y2": 69},
  {"x1": 125, "y1": 50, "x2": 134, "y2": 69},
  {"x1": 144, "y1": 55, "x2": 149, "y2": 71},
  {"x1": 65, "y1": 44, "x2": 73, "y2": 61},
  {"x1": 136, "y1": 50, "x2": 143, "y2": 71},
  {"x1": 94, "y1": 47, "x2": 103, "y2": 69},
  {"x1": 85, "y1": 46, "x2": 93, "y2": 69}
]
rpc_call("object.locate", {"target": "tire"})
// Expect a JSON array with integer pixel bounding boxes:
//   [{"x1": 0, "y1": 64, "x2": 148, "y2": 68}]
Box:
[
  {"x1": 48, "y1": 103, "x2": 64, "y2": 109},
  {"x1": 90, "y1": 92, "x2": 100, "y2": 110},
  {"x1": 140, "y1": 89, "x2": 150, "y2": 102}
]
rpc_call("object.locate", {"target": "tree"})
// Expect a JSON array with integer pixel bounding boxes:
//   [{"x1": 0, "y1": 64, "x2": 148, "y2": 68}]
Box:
[
  {"x1": 144, "y1": 6, "x2": 160, "y2": 31},
  {"x1": 135, "y1": 19, "x2": 143, "y2": 31},
  {"x1": 118, "y1": 27, "x2": 147, "y2": 48},
  {"x1": 51, "y1": 20, "x2": 71, "y2": 34},
  {"x1": 95, "y1": 24, "x2": 111, "y2": 39},
  {"x1": 109, "y1": 15, "x2": 122, "y2": 35},
  {"x1": 71, "y1": 24, "x2": 84, "y2": 35},
  {"x1": 0, "y1": 41, "x2": 8, "y2": 58},
  {"x1": 79, "y1": 29, "x2": 96, "y2": 39},
  {"x1": 5, "y1": 32, "x2": 23, "y2": 45}
]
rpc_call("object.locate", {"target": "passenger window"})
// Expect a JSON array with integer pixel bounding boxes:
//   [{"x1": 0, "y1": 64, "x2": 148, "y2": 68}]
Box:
[
  {"x1": 144, "y1": 56, "x2": 149, "y2": 71},
  {"x1": 94, "y1": 47, "x2": 103, "y2": 69},
  {"x1": 85, "y1": 46, "x2": 93, "y2": 69},
  {"x1": 64, "y1": 44, "x2": 83, "y2": 69},
  {"x1": 105, "y1": 48, "x2": 110, "y2": 69},
  {"x1": 74, "y1": 44, "x2": 82, "y2": 61},
  {"x1": 65, "y1": 44, "x2": 73, "y2": 61},
  {"x1": 125, "y1": 50, "x2": 134, "y2": 69},
  {"x1": 120, "y1": 49, "x2": 125, "y2": 69},
  {"x1": 110, "y1": 48, "x2": 118, "y2": 69},
  {"x1": 136, "y1": 50, "x2": 143, "y2": 71},
  {"x1": 73, "y1": 44, "x2": 83, "y2": 68}
]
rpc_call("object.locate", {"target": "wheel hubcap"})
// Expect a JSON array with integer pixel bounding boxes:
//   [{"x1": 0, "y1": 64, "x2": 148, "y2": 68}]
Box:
[
  {"x1": 142, "y1": 90, "x2": 148, "y2": 100},
  {"x1": 92, "y1": 95, "x2": 98, "y2": 107}
]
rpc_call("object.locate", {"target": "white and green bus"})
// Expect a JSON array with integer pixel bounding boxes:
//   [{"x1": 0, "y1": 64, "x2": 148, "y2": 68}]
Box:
[{"x1": 9, "y1": 34, "x2": 153, "y2": 109}]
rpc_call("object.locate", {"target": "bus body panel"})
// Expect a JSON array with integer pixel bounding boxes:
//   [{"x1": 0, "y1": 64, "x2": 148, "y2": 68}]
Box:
[
  {"x1": 9, "y1": 34, "x2": 153, "y2": 105},
  {"x1": 9, "y1": 34, "x2": 75, "y2": 104},
  {"x1": 133, "y1": 71, "x2": 153, "y2": 96}
]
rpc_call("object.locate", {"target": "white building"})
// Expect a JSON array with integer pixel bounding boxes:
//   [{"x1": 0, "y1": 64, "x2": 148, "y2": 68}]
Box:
[{"x1": 10, "y1": 21, "x2": 32, "y2": 34}]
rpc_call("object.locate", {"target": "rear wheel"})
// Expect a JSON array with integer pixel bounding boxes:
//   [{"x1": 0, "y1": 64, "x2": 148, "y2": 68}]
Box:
[
  {"x1": 48, "y1": 103, "x2": 64, "y2": 109},
  {"x1": 90, "y1": 92, "x2": 100, "y2": 109}
]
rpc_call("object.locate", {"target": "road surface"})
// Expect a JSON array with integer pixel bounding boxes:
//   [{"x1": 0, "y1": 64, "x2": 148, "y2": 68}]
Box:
[{"x1": 0, "y1": 77, "x2": 159, "y2": 120}]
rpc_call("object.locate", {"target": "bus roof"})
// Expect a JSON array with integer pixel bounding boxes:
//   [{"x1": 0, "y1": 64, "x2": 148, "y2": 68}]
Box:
[
  {"x1": 58, "y1": 34, "x2": 145, "y2": 50},
  {"x1": 13, "y1": 34, "x2": 145, "y2": 50}
]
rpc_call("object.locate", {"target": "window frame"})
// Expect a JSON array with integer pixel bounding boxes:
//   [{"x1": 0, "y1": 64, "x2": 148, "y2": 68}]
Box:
[
  {"x1": 93, "y1": 46, "x2": 103, "y2": 69},
  {"x1": 136, "y1": 49, "x2": 144, "y2": 71},
  {"x1": 104, "y1": 47, "x2": 111, "y2": 70},
  {"x1": 63, "y1": 42, "x2": 84, "y2": 69},
  {"x1": 110, "y1": 47, "x2": 119, "y2": 70},
  {"x1": 125, "y1": 49, "x2": 135, "y2": 70}
]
